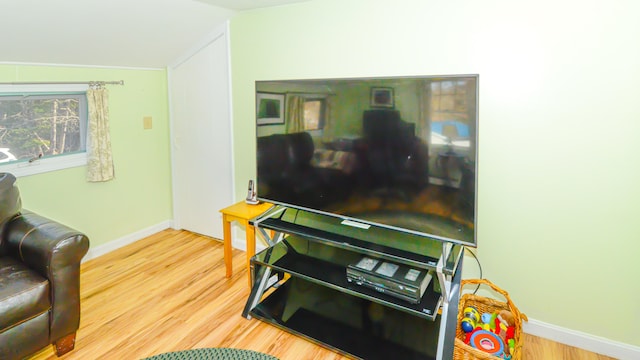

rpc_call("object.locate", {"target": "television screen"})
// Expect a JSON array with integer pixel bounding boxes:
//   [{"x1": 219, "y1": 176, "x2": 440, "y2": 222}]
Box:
[{"x1": 255, "y1": 75, "x2": 478, "y2": 247}]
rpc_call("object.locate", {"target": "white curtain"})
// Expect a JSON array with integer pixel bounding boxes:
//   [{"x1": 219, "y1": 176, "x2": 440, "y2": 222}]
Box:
[
  {"x1": 285, "y1": 95, "x2": 305, "y2": 133},
  {"x1": 86, "y1": 83, "x2": 115, "y2": 182}
]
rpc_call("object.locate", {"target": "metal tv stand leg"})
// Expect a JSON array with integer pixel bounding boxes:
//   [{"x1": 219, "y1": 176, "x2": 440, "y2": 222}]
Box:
[
  {"x1": 436, "y1": 243, "x2": 463, "y2": 360},
  {"x1": 242, "y1": 208, "x2": 285, "y2": 319}
]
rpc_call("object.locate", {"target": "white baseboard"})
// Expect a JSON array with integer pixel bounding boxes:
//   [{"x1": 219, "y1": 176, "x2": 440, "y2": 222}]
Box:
[
  {"x1": 524, "y1": 318, "x2": 640, "y2": 360},
  {"x1": 231, "y1": 227, "x2": 268, "y2": 253},
  {"x1": 83, "y1": 220, "x2": 173, "y2": 262}
]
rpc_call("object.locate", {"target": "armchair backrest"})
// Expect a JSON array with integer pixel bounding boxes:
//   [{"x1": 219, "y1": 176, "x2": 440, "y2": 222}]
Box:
[
  {"x1": 362, "y1": 109, "x2": 402, "y2": 144},
  {"x1": 257, "y1": 132, "x2": 316, "y2": 178},
  {"x1": 0, "y1": 173, "x2": 21, "y2": 256},
  {"x1": 285, "y1": 132, "x2": 315, "y2": 169}
]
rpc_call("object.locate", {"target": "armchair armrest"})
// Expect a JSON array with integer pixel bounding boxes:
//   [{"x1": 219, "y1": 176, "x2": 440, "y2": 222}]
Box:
[{"x1": 4, "y1": 211, "x2": 89, "y2": 341}]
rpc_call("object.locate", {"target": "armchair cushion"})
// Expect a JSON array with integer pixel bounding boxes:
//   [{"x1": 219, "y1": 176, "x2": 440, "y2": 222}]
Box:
[{"x1": 0, "y1": 256, "x2": 50, "y2": 332}]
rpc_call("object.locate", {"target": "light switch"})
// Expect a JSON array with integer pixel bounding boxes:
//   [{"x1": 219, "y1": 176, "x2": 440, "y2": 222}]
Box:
[{"x1": 143, "y1": 116, "x2": 152, "y2": 130}]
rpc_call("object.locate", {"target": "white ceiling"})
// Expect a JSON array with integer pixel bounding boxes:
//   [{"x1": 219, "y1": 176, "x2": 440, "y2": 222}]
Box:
[
  {"x1": 0, "y1": 0, "x2": 310, "y2": 69},
  {"x1": 196, "y1": 0, "x2": 310, "y2": 11}
]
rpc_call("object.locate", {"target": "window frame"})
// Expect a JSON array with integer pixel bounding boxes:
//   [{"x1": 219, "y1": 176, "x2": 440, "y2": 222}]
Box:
[{"x1": 0, "y1": 84, "x2": 89, "y2": 177}]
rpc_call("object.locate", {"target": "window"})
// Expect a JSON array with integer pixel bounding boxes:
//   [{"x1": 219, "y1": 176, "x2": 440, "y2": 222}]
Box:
[
  {"x1": 303, "y1": 98, "x2": 326, "y2": 131},
  {"x1": 429, "y1": 80, "x2": 471, "y2": 149},
  {"x1": 430, "y1": 80, "x2": 469, "y2": 119},
  {"x1": 0, "y1": 85, "x2": 88, "y2": 177}
]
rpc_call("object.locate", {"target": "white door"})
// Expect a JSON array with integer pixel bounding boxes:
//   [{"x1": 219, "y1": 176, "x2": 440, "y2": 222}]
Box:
[{"x1": 170, "y1": 26, "x2": 233, "y2": 239}]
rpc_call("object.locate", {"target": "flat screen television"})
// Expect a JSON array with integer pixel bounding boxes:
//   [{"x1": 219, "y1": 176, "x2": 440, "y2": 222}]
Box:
[{"x1": 255, "y1": 75, "x2": 478, "y2": 247}]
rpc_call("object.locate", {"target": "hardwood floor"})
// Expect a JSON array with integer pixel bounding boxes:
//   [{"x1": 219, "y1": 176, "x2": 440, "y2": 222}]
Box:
[{"x1": 29, "y1": 229, "x2": 614, "y2": 360}]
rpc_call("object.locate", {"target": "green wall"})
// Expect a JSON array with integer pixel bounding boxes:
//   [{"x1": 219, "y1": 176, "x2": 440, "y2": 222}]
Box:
[
  {"x1": 0, "y1": 64, "x2": 173, "y2": 248},
  {"x1": 230, "y1": 0, "x2": 639, "y2": 347}
]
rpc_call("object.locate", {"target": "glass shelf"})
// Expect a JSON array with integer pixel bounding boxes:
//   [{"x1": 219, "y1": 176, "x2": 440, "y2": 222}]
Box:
[
  {"x1": 252, "y1": 236, "x2": 442, "y2": 320},
  {"x1": 255, "y1": 207, "x2": 462, "y2": 274},
  {"x1": 251, "y1": 277, "x2": 440, "y2": 360}
]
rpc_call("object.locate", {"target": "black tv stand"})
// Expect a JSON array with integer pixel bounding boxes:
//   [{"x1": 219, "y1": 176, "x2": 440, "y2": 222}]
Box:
[{"x1": 242, "y1": 206, "x2": 464, "y2": 360}]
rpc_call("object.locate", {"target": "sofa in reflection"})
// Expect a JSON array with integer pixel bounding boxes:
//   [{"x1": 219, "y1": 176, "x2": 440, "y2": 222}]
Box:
[
  {"x1": 256, "y1": 109, "x2": 429, "y2": 207},
  {"x1": 257, "y1": 131, "x2": 356, "y2": 208},
  {"x1": 0, "y1": 173, "x2": 90, "y2": 359}
]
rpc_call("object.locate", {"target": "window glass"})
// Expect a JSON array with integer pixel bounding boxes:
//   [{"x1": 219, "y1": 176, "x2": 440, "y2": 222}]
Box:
[
  {"x1": 303, "y1": 98, "x2": 325, "y2": 131},
  {"x1": 430, "y1": 80, "x2": 471, "y2": 149},
  {"x1": 0, "y1": 86, "x2": 88, "y2": 176}
]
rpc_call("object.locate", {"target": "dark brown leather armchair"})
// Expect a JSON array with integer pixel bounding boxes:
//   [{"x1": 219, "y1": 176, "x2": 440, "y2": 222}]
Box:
[{"x1": 0, "y1": 173, "x2": 89, "y2": 359}]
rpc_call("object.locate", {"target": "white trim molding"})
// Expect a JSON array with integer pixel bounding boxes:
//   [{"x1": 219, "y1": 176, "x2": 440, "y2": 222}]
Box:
[
  {"x1": 83, "y1": 220, "x2": 173, "y2": 262},
  {"x1": 524, "y1": 318, "x2": 640, "y2": 360},
  {"x1": 0, "y1": 61, "x2": 163, "y2": 71},
  {"x1": 230, "y1": 226, "x2": 268, "y2": 254},
  {"x1": 2, "y1": 152, "x2": 87, "y2": 178}
]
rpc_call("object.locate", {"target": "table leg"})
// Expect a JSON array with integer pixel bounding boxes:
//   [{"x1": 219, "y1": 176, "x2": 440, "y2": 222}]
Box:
[
  {"x1": 223, "y1": 215, "x2": 232, "y2": 278},
  {"x1": 246, "y1": 222, "x2": 256, "y2": 287}
]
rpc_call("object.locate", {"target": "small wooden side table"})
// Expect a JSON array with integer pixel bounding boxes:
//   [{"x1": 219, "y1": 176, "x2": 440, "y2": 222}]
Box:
[{"x1": 219, "y1": 201, "x2": 273, "y2": 287}]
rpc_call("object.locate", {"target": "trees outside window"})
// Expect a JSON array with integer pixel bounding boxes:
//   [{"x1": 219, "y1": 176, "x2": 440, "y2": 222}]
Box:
[
  {"x1": 0, "y1": 94, "x2": 87, "y2": 162},
  {"x1": 0, "y1": 90, "x2": 88, "y2": 176}
]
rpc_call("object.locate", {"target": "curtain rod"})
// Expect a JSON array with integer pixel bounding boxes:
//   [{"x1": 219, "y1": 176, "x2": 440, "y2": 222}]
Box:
[
  {"x1": 0, "y1": 80, "x2": 124, "y2": 86},
  {"x1": 285, "y1": 91, "x2": 335, "y2": 96}
]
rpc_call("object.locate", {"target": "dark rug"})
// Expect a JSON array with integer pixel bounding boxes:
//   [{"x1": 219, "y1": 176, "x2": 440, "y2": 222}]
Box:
[{"x1": 142, "y1": 348, "x2": 279, "y2": 360}]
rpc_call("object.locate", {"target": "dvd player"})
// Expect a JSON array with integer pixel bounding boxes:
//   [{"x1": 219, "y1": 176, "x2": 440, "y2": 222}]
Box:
[{"x1": 346, "y1": 256, "x2": 432, "y2": 304}]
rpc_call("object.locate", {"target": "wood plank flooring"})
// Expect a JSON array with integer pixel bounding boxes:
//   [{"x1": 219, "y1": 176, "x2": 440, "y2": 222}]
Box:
[{"x1": 28, "y1": 229, "x2": 614, "y2": 360}]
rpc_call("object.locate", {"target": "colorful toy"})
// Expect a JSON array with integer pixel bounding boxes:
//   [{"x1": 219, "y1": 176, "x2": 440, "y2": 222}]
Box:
[
  {"x1": 464, "y1": 331, "x2": 473, "y2": 344},
  {"x1": 469, "y1": 330, "x2": 504, "y2": 357},
  {"x1": 494, "y1": 317, "x2": 502, "y2": 334},
  {"x1": 481, "y1": 312, "x2": 492, "y2": 324},
  {"x1": 490, "y1": 313, "x2": 498, "y2": 331},
  {"x1": 498, "y1": 310, "x2": 515, "y2": 327},
  {"x1": 499, "y1": 322, "x2": 508, "y2": 332},
  {"x1": 461, "y1": 306, "x2": 480, "y2": 333},
  {"x1": 461, "y1": 308, "x2": 517, "y2": 359}
]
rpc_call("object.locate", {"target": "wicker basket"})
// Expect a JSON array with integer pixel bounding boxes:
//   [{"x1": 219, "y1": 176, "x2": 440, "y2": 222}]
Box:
[{"x1": 453, "y1": 279, "x2": 528, "y2": 360}]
